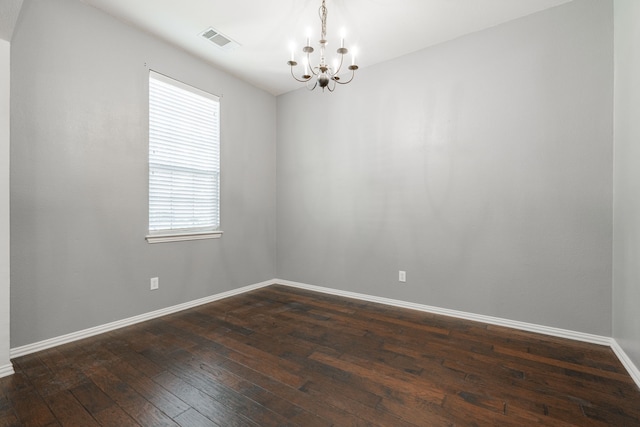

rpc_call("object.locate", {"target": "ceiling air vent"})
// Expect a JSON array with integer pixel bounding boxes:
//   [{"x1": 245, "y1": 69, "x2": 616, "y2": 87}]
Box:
[{"x1": 200, "y1": 27, "x2": 240, "y2": 51}]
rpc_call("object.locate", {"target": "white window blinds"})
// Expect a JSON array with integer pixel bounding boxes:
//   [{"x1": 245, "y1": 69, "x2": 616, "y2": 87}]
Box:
[{"x1": 148, "y1": 71, "x2": 220, "y2": 235}]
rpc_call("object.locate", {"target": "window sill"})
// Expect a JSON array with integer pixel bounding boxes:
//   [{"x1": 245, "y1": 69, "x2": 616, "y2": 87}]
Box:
[{"x1": 146, "y1": 230, "x2": 223, "y2": 244}]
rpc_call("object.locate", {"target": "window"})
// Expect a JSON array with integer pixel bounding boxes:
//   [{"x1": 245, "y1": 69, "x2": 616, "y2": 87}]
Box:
[{"x1": 146, "y1": 71, "x2": 222, "y2": 243}]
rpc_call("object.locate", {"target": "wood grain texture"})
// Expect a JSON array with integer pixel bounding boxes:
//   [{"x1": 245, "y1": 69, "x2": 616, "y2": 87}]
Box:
[{"x1": 1, "y1": 284, "x2": 638, "y2": 426}]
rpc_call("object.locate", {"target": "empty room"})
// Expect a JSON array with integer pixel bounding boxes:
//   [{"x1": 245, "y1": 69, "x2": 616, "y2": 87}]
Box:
[{"x1": 1, "y1": 0, "x2": 640, "y2": 425}]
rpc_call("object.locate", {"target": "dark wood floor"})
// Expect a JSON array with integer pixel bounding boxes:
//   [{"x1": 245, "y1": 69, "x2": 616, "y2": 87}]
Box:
[{"x1": 1, "y1": 285, "x2": 639, "y2": 426}]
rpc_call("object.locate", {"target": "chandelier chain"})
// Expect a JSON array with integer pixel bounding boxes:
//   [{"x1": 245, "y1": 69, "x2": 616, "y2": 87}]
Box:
[{"x1": 319, "y1": 0, "x2": 328, "y2": 40}]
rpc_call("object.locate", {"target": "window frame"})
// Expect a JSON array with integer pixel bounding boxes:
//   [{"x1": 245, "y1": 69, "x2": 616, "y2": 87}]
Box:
[{"x1": 145, "y1": 70, "x2": 223, "y2": 244}]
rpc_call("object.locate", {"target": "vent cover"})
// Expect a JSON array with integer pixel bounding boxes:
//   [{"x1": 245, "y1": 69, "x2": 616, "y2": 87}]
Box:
[{"x1": 200, "y1": 27, "x2": 240, "y2": 51}]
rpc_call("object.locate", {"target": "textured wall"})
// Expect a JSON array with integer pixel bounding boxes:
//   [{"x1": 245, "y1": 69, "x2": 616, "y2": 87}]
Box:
[
  {"x1": 0, "y1": 40, "x2": 10, "y2": 372},
  {"x1": 277, "y1": 0, "x2": 613, "y2": 335},
  {"x1": 10, "y1": 0, "x2": 276, "y2": 347},
  {"x1": 613, "y1": 0, "x2": 640, "y2": 369}
]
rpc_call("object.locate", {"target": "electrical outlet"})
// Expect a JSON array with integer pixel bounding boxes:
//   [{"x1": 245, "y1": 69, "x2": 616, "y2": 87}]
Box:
[
  {"x1": 150, "y1": 277, "x2": 159, "y2": 290},
  {"x1": 399, "y1": 271, "x2": 406, "y2": 283}
]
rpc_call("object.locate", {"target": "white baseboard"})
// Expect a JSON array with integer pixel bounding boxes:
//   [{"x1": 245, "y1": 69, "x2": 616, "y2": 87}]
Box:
[
  {"x1": 0, "y1": 362, "x2": 14, "y2": 378},
  {"x1": 610, "y1": 339, "x2": 640, "y2": 388},
  {"x1": 276, "y1": 279, "x2": 611, "y2": 345},
  {"x1": 8, "y1": 277, "x2": 640, "y2": 391},
  {"x1": 10, "y1": 280, "x2": 274, "y2": 359}
]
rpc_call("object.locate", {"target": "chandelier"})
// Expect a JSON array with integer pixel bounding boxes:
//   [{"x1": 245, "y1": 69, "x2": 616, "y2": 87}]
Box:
[{"x1": 287, "y1": 0, "x2": 358, "y2": 92}]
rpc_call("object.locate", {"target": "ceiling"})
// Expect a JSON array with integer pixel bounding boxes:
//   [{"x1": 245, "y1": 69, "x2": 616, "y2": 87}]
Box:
[{"x1": 79, "y1": 0, "x2": 573, "y2": 95}]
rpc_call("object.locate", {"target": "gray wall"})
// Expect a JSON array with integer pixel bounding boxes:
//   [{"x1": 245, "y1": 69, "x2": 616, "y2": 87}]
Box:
[
  {"x1": 10, "y1": 0, "x2": 276, "y2": 347},
  {"x1": 613, "y1": 0, "x2": 640, "y2": 368},
  {"x1": 0, "y1": 39, "x2": 10, "y2": 370},
  {"x1": 277, "y1": 0, "x2": 613, "y2": 336}
]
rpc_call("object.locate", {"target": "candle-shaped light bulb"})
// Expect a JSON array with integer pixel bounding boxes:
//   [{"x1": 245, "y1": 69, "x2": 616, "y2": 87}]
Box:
[{"x1": 289, "y1": 41, "x2": 296, "y2": 62}]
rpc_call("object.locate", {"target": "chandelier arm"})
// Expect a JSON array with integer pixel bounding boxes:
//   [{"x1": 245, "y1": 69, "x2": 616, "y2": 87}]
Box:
[
  {"x1": 290, "y1": 67, "x2": 312, "y2": 83},
  {"x1": 306, "y1": 79, "x2": 319, "y2": 91},
  {"x1": 334, "y1": 69, "x2": 356, "y2": 85},
  {"x1": 308, "y1": 53, "x2": 320, "y2": 76},
  {"x1": 333, "y1": 53, "x2": 345, "y2": 76}
]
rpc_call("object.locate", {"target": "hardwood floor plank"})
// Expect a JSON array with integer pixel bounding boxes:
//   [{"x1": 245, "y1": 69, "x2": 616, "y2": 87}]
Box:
[
  {"x1": 184, "y1": 345, "x2": 374, "y2": 426},
  {"x1": 299, "y1": 380, "x2": 417, "y2": 427},
  {"x1": 173, "y1": 408, "x2": 220, "y2": 427},
  {"x1": 100, "y1": 335, "x2": 166, "y2": 379},
  {"x1": 379, "y1": 388, "x2": 468, "y2": 427},
  {"x1": 493, "y1": 344, "x2": 634, "y2": 382},
  {"x1": 2, "y1": 372, "x2": 59, "y2": 426},
  {"x1": 105, "y1": 359, "x2": 190, "y2": 419},
  {"x1": 0, "y1": 390, "x2": 19, "y2": 427},
  {"x1": 161, "y1": 359, "x2": 299, "y2": 427},
  {"x1": 168, "y1": 348, "x2": 332, "y2": 427},
  {"x1": 87, "y1": 365, "x2": 179, "y2": 427},
  {"x1": 69, "y1": 381, "x2": 116, "y2": 416},
  {"x1": 91, "y1": 405, "x2": 140, "y2": 427},
  {"x1": 308, "y1": 350, "x2": 447, "y2": 405},
  {"x1": 153, "y1": 371, "x2": 259, "y2": 427},
  {"x1": 0, "y1": 414, "x2": 21, "y2": 427},
  {"x1": 44, "y1": 390, "x2": 100, "y2": 427}
]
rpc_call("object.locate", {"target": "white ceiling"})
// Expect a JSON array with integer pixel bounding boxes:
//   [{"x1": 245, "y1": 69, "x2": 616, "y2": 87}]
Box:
[{"x1": 79, "y1": 0, "x2": 573, "y2": 96}]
